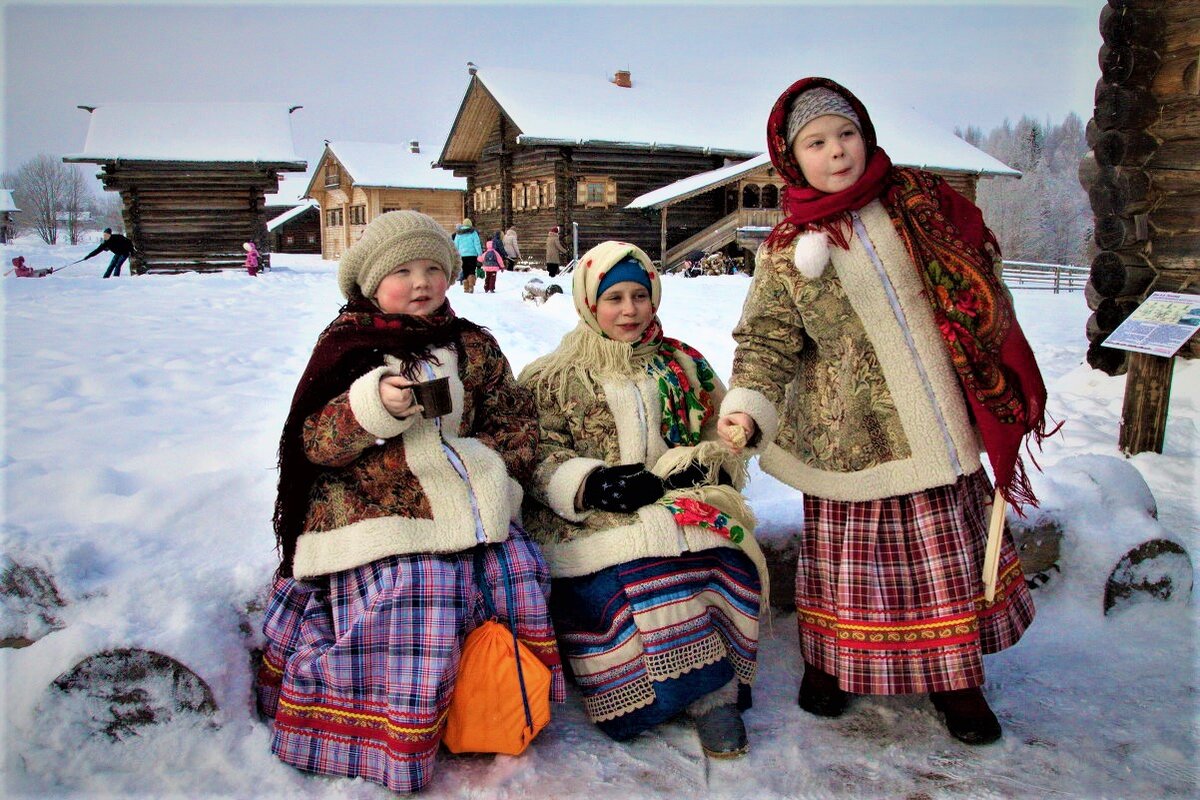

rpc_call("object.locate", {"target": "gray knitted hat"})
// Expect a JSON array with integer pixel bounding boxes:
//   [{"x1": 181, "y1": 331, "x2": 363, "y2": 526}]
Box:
[
  {"x1": 785, "y1": 87, "x2": 862, "y2": 146},
  {"x1": 337, "y1": 210, "x2": 462, "y2": 300}
]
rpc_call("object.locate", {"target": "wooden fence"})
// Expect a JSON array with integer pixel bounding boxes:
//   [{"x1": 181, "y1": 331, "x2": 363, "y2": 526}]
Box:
[{"x1": 1001, "y1": 260, "x2": 1089, "y2": 293}]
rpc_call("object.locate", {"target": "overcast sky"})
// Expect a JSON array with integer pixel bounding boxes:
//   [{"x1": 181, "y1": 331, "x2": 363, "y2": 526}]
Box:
[{"x1": 2, "y1": 1, "x2": 1101, "y2": 184}]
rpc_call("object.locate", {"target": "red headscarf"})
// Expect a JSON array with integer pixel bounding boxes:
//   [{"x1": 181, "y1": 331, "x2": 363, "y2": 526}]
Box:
[{"x1": 764, "y1": 77, "x2": 1055, "y2": 510}]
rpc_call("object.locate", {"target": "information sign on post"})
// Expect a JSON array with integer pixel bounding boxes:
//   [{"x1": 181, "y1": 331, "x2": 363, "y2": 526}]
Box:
[{"x1": 1102, "y1": 292, "x2": 1200, "y2": 357}]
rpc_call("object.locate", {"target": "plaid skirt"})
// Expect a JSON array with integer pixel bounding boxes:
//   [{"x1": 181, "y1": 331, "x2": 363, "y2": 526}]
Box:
[
  {"x1": 552, "y1": 547, "x2": 760, "y2": 740},
  {"x1": 796, "y1": 469, "x2": 1034, "y2": 695},
  {"x1": 256, "y1": 524, "x2": 563, "y2": 794}
]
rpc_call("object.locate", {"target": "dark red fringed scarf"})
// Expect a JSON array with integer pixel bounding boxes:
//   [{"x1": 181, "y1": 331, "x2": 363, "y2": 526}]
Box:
[
  {"x1": 763, "y1": 77, "x2": 1056, "y2": 510},
  {"x1": 272, "y1": 294, "x2": 482, "y2": 577}
]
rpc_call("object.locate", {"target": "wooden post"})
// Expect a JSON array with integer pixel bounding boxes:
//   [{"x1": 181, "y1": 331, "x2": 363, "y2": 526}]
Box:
[
  {"x1": 1118, "y1": 352, "x2": 1175, "y2": 454},
  {"x1": 659, "y1": 206, "x2": 668, "y2": 269}
]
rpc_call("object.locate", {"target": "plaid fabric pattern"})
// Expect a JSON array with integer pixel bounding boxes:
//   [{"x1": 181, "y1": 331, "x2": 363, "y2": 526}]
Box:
[
  {"x1": 796, "y1": 469, "x2": 1034, "y2": 695},
  {"x1": 552, "y1": 548, "x2": 760, "y2": 726},
  {"x1": 257, "y1": 524, "x2": 562, "y2": 793}
]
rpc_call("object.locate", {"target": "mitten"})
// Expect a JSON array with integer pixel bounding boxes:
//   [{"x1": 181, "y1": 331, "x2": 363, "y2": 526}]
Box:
[{"x1": 582, "y1": 463, "x2": 665, "y2": 514}]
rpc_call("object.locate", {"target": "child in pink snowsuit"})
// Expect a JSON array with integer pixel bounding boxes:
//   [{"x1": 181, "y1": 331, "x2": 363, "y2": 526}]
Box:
[{"x1": 244, "y1": 242, "x2": 260, "y2": 276}]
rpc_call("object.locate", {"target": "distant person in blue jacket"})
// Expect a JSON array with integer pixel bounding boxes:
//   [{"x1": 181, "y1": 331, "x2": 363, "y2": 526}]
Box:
[
  {"x1": 452, "y1": 218, "x2": 482, "y2": 291},
  {"x1": 82, "y1": 228, "x2": 135, "y2": 278}
]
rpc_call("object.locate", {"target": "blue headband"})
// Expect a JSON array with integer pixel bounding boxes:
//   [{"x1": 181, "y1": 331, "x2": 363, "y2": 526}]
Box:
[{"x1": 597, "y1": 257, "x2": 651, "y2": 298}]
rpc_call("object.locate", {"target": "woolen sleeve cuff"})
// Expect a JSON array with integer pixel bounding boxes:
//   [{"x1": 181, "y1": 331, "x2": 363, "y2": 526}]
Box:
[
  {"x1": 349, "y1": 366, "x2": 419, "y2": 439},
  {"x1": 546, "y1": 457, "x2": 606, "y2": 522},
  {"x1": 720, "y1": 386, "x2": 780, "y2": 447}
]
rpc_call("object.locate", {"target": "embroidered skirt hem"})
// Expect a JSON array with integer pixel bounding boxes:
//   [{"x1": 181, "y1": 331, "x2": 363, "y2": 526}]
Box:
[
  {"x1": 796, "y1": 469, "x2": 1035, "y2": 696},
  {"x1": 552, "y1": 548, "x2": 760, "y2": 733},
  {"x1": 257, "y1": 525, "x2": 562, "y2": 793}
]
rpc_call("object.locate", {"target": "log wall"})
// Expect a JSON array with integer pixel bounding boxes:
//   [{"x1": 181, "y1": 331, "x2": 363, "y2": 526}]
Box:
[
  {"x1": 1082, "y1": 0, "x2": 1199, "y2": 453},
  {"x1": 1082, "y1": 0, "x2": 1200, "y2": 379},
  {"x1": 89, "y1": 161, "x2": 303, "y2": 273}
]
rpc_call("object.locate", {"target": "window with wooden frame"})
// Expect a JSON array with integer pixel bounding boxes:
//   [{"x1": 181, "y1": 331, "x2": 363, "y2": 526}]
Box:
[
  {"x1": 326, "y1": 208, "x2": 344, "y2": 227},
  {"x1": 577, "y1": 177, "x2": 616, "y2": 208},
  {"x1": 513, "y1": 184, "x2": 525, "y2": 212},
  {"x1": 742, "y1": 184, "x2": 761, "y2": 209},
  {"x1": 349, "y1": 205, "x2": 367, "y2": 225},
  {"x1": 324, "y1": 162, "x2": 341, "y2": 188},
  {"x1": 760, "y1": 184, "x2": 779, "y2": 209}
]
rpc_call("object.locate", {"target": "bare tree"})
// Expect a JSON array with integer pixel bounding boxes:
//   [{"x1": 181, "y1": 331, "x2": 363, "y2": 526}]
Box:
[
  {"x1": 62, "y1": 165, "x2": 93, "y2": 245},
  {"x1": 14, "y1": 154, "x2": 70, "y2": 244}
]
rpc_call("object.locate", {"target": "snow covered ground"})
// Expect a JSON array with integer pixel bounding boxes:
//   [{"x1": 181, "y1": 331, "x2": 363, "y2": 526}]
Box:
[{"x1": 2, "y1": 235, "x2": 1196, "y2": 799}]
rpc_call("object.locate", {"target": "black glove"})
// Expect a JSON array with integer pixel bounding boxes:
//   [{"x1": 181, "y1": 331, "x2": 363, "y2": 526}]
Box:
[
  {"x1": 662, "y1": 461, "x2": 734, "y2": 490},
  {"x1": 581, "y1": 463, "x2": 665, "y2": 514}
]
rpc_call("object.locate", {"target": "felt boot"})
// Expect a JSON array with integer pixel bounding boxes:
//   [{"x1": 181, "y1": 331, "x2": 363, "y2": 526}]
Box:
[
  {"x1": 929, "y1": 687, "x2": 1002, "y2": 745},
  {"x1": 693, "y1": 704, "x2": 748, "y2": 759},
  {"x1": 688, "y1": 683, "x2": 748, "y2": 759},
  {"x1": 797, "y1": 662, "x2": 849, "y2": 718}
]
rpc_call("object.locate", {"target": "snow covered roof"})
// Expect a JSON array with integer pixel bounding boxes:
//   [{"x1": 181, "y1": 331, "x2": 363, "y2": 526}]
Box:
[
  {"x1": 628, "y1": 155, "x2": 772, "y2": 210},
  {"x1": 444, "y1": 68, "x2": 760, "y2": 158},
  {"x1": 264, "y1": 170, "x2": 314, "y2": 207},
  {"x1": 64, "y1": 103, "x2": 307, "y2": 166},
  {"x1": 317, "y1": 141, "x2": 466, "y2": 192},
  {"x1": 628, "y1": 102, "x2": 1020, "y2": 210},
  {"x1": 0, "y1": 189, "x2": 18, "y2": 212},
  {"x1": 266, "y1": 200, "x2": 318, "y2": 231},
  {"x1": 447, "y1": 68, "x2": 1019, "y2": 185}
]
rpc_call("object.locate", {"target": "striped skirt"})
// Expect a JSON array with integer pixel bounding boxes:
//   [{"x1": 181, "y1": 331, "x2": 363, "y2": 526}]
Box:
[
  {"x1": 796, "y1": 469, "x2": 1034, "y2": 696},
  {"x1": 256, "y1": 525, "x2": 563, "y2": 794},
  {"x1": 551, "y1": 547, "x2": 760, "y2": 741}
]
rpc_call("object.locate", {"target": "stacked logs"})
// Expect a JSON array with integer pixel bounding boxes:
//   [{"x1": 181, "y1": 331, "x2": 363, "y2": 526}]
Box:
[{"x1": 1081, "y1": 0, "x2": 1200, "y2": 375}]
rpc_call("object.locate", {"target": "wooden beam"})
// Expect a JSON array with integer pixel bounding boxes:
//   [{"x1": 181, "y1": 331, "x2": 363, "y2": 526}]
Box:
[{"x1": 1119, "y1": 353, "x2": 1175, "y2": 454}]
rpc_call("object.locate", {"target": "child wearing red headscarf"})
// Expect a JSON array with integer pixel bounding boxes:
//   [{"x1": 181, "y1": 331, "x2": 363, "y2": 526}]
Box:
[{"x1": 717, "y1": 78, "x2": 1052, "y2": 745}]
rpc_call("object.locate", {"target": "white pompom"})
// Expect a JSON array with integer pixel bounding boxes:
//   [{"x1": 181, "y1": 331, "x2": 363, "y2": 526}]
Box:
[{"x1": 793, "y1": 231, "x2": 830, "y2": 279}]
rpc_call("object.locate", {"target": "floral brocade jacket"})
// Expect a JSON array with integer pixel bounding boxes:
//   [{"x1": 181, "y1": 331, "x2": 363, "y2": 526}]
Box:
[
  {"x1": 291, "y1": 329, "x2": 536, "y2": 579},
  {"x1": 518, "y1": 356, "x2": 740, "y2": 579},
  {"x1": 720, "y1": 199, "x2": 993, "y2": 503}
]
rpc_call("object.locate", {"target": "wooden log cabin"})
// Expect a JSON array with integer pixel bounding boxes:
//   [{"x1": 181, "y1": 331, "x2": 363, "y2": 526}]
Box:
[
  {"x1": 436, "y1": 66, "x2": 1019, "y2": 268},
  {"x1": 305, "y1": 141, "x2": 466, "y2": 261},
  {"x1": 264, "y1": 172, "x2": 321, "y2": 254},
  {"x1": 64, "y1": 103, "x2": 307, "y2": 273},
  {"x1": 1081, "y1": 0, "x2": 1199, "y2": 453},
  {"x1": 435, "y1": 66, "x2": 760, "y2": 263}
]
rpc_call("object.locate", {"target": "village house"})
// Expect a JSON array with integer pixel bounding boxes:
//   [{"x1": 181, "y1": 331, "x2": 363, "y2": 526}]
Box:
[
  {"x1": 305, "y1": 140, "x2": 466, "y2": 261},
  {"x1": 0, "y1": 188, "x2": 19, "y2": 243},
  {"x1": 64, "y1": 102, "x2": 307, "y2": 273},
  {"x1": 264, "y1": 172, "x2": 320, "y2": 254},
  {"x1": 436, "y1": 66, "x2": 1019, "y2": 270}
]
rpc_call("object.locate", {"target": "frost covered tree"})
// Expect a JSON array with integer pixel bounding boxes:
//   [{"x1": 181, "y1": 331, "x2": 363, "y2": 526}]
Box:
[
  {"x1": 61, "y1": 166, "x2": 93, "y2": 246},
  {"x1": 964, "y1": 113, "x2": 1092, "y2": 267},
  {"x1": 9, "y1": 156, "x2": 98, "y2": 245}
]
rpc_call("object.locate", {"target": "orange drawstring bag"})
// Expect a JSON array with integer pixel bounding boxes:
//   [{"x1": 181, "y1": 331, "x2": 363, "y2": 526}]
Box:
[{"x1": 442, "y1": 552, "x2": 551, "y2": 756}]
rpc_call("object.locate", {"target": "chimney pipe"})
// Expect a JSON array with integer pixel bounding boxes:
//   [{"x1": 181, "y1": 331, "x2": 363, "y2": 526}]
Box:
[
  {"x1": 612, "y1": 70, "x2": 632, "y2": 88},
  {"x1": 409, "y1": 140, "x2": 420, "y2": 154}
]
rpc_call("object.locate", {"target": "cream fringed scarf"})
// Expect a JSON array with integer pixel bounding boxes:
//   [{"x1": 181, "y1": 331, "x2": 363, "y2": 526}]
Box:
[{"x1": 522, "y1": 320, "x2": 770, "y2": 619}]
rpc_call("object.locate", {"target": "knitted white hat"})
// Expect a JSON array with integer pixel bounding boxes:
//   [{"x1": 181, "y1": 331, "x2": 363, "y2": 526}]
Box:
[{"x1": 337, "y1": 210, "x2": 461, "y2": 300}]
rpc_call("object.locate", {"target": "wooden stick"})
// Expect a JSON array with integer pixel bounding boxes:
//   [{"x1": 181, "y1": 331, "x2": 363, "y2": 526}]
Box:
[{"x1": 982, "y1": 488, "x2": 1006, "y2": 602}]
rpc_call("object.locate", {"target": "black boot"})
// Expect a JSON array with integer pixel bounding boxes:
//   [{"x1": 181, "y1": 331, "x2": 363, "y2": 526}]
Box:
[
  {"x1": 797, "y1": 662, "x2": 849, "y2": 718},
  {"x1": 929, "y1": 687, "x2": 1002, "y2": 745}
]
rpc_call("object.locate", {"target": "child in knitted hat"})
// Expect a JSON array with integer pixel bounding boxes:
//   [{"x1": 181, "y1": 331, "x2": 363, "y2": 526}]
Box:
[
  {"x1": 518, "y1": 240, "x2": 766, "y2": 759},
  {"x1": 257, "y1": 210, "x2": 563, "y2": 792},
  {"x1": 718, "y1": 78, "x2": 1052, "y2": 745}
]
